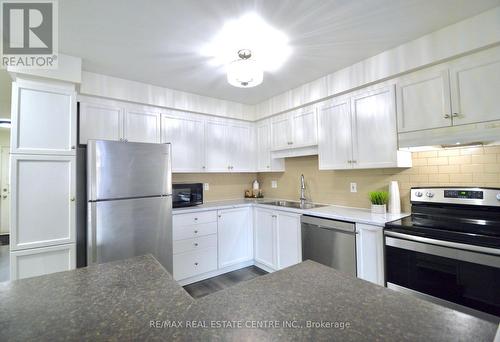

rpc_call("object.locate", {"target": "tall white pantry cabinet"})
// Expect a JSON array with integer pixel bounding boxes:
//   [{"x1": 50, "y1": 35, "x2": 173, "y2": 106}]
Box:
[{"x1": 9, "y1": 77, "x2": 77, "y2": 280}]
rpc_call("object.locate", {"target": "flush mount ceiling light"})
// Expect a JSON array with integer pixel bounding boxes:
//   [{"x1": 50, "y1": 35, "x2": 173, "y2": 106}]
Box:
[
  {"x1": 202, "y1": 13, "x2": 291, "y2": 88},
  {"x1": 227, "y1": 49, "x2": 263, "y2": 88}
]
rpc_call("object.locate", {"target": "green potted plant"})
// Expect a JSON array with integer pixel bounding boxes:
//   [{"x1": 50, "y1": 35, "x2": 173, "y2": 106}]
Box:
[{"x1": 369, "y1": 191, "x2": 389, "y2": 214}]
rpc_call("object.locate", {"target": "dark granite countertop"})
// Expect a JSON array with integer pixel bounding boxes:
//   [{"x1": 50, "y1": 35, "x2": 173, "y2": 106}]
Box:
[{"x1": 0, "y1": 255, "x2": 497, "y2": 341}]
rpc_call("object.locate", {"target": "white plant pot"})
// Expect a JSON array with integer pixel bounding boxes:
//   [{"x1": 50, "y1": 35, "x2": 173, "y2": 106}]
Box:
[{"x1": 371, "y1": 204, "x2": 386, "y2": 214}]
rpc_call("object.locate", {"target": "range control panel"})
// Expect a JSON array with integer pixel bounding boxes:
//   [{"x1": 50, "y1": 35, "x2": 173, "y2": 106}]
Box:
[
  {"x1": 444, "y1": 190, "x2": 484, "y2": 199},
  {"x1": 411, "y1": 187, "x2": 500, "y2": 207}
]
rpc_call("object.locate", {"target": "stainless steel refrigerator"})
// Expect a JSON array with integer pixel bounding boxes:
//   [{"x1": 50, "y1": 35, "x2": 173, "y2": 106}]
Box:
[{"x1": 86, "y1": 140, "x2": 173, "y2": 273}]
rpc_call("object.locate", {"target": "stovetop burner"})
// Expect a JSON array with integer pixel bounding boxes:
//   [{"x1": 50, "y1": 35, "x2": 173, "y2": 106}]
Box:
[{"x1": 385, "y1": 187, "x2": 500, "y2": 249}]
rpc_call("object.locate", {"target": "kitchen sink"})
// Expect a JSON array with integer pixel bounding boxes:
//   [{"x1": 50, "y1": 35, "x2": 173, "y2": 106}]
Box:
[{"x1": 261, "y1": 200, "x2": 327, "y2": 210}]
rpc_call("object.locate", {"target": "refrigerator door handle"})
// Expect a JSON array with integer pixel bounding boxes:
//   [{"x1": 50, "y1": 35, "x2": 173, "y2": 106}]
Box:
[{"x1": 87, "y1": 202, "x2": 97, "y2": 264}]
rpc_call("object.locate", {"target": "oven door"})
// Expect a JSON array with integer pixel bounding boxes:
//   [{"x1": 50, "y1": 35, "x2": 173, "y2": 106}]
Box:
[
  {"x1": 385, "y1": 231, "x2": 500, "y2": 322},
  {"x1": 172, "y1": 183, "x2": 203, "y2": 208}
]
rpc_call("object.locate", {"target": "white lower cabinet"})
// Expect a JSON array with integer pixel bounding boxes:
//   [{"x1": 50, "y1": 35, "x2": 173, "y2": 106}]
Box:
[
  {"x1": 173, "y1": 247, "x2": 218, "y2": 281},
  {"x1": 355, "y1": 223, "x2": 385, "y2": 286},
  {"x1": 172, "y1": 210, "x2": 219, "y2": 281},
  {"x1": 10, "y1": 243, "x2": 76, "y2": 280},
  {"x1": 217, "y1": 207, "x2": 253, "y2": 269},
  {"x1": 254, "y1": 207, "x2": 301, "y2": 271}
]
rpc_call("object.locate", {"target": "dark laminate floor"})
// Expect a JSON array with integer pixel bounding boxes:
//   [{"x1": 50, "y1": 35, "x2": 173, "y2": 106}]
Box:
[{"x1": 183, "y1": 265, "x2": 267, "y2": 299}]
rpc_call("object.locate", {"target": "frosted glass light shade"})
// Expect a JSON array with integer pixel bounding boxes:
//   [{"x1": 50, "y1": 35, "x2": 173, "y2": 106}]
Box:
[{"x1": 227, "y1": 58, "x2": 263, "y2": 88}]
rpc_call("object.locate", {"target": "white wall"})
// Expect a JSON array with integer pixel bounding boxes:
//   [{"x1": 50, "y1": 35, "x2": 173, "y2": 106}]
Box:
[
  {"x1": 0, "y1": 70, "x2": 11, "y2": 119},
  {"x1": 79, "y1": 72, "x2": 256, "y2": 121},
  {"x1": 254, "y1": 6, "x2": 500, "y2": 119}
]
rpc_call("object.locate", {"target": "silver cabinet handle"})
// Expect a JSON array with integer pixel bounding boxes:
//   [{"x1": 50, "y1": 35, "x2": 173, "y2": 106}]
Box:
[
  {"x1": 202, "y1": 166, "x2": 206, "y2": 169},
  {"x1": 194, "y1": 243, "x2": 198, "y2": 247},
  {"x1": 194, "y1": 230, "x2": 198, "y2": 234},
  {"x1": 71, "y1": 146, "x2": 76, "y2": 150},
  {"x1": 352, "y1": 160, "x2": 357, "y2": 164},
  {"x1": 452, "y1": 113, "x2": 459, "y2": 118},
  {"x1": 70, "y1": 197, "x2": 76, "y2": 202},
  {"x1": 194, "y1": 217, "x2": 198, "y2": 221},
  {"x1": 218, "y1": 215, "x2": 222, "y2": 218},
  {"x1": 347, "y1": 160, "x2": 352, "y2": 164},
  {"x1": 444, "y1": 114, "x2": 451, "y2": 119},
  {"x1": 194, "y1": 262, "x2": 199, "y2": 266},
  {"x1": 2, "y1": 195, "x2": 7, "y2": 199}
]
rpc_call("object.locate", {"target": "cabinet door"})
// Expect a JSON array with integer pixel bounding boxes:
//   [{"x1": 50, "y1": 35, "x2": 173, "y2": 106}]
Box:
[
  {"x1": 450, "y1": 50, "x2": 500, "y2": 125},
  {"x1": 254, "y1": 208, "x2": 276, "y2": 269},
  {"x1": 256, "y1": 121, "x2": 271, "y2": 171},
  {"x1": 11, "y1": 80, "x2": 76, "y2": 155},
  {"x1": 256, "y1": 121, "x2": 284, "y2": 172},
  {"x1": 356, "y1": 224, "x2": 384, "y2": 286},
  {"x1": 161, "y1": 115, "x2": 205, "y2": 172},
  {"x1": 79, "y1": 102, "x2": 123, "y2": 144},
  {"x1": 124, "y1": 108, "x2": 160, "y2": 143},
  {"x1": 227, "y1": 124, "x2": 255, "y2": 172},
  {"x1": 10, "y1": 155, "x2": 75, "y2": 251},
  {"x1": 218, "y1": 208, "x2": 253, "y2": 268},
  {"x1": 205, "y1": 121, "x2": 229, "y2": 172},
  {"x1": 10, "y1": 243, "x2": 75, "y2": 280},
  {"x1": 396, "y1": 67, "x2": 452, "y2": 132},
  {"x1": 318, "y1": 97, "x2": 353, "y2": 170},
  {"x1": 271, "y1": 114, "x2": 292, "y2": 150},
  {"x1": 291, "y1": 107, "x2": 317, "y2": 147},
  {"x1": 276, "y1": 212, "x2": 301, "y2": 270},
  {"x1": 351, "y1": 85, "x2": 398, "y2": 169}
]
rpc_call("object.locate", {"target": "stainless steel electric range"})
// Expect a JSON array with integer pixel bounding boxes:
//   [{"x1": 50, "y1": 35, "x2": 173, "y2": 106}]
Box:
[{"x1": 384, "y1": 187, "x2": 500, "y2": 323}]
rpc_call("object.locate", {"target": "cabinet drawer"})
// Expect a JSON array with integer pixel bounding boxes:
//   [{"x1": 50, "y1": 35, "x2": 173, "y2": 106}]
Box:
[
  {"x1": 173, "y1": 247, "x2": 217, "y2": 280},
  {"x1": 173, "y1": 234, "x2": 217, "y2": 255},
  {"x1": 173, "y1": 211, "x2": 217, "y2": 226},
  {"x1": 173, "y1": 222, "x2": 217, "y2": 241}
]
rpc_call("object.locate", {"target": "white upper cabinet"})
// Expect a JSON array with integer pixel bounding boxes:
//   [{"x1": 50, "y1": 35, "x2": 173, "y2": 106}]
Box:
[
  {"x1": 449, "y1": 49, "x2": 500, "y2": 125},
  {"x1": 11, "y1": 80, "x2": 76, "y2": 155},
  {"x1": 396, "y1": 66, "x2": 452, "y2": 132},
  {"x1": 271, "y1": 106, "x2": 317, "y2": 151},
  {"x1": 79, "y1": 102, "x2": 123, "y2": 144},
  {"x1": 161, "y1": 114, "x2": 205, "y2": 173},
  {"x1": 318, "y1": 85, "x2": 410, "y2": 170},
  {"x1": 226, "y1": 124, "x2": 256, "y2": 172},
  {"x1": 290, "y1": 106, "x2": 317, "y2": 147},
  {"x1": 10, "y1": 154, "x2": 75, "y2": 251},
  {"x1": 256, "y1": 119, "x2": 284, "y2": 172},
  {"x1": 271, "y1": 113, "x2": 292, "y2": 150},
  {"x1": 351, "y1": 85, "x2": 400, "y2": 169},
  {"x1": 205, "y1": 120, "x2": 256, "y2": 172},
  {"x1": 123, "y1": 108, "x2": 160, "y2": 143},
  {"x1": 318, "y1": 96, "x2": 353, "y2": 170},
  {"x1": 217, "y1": 207, "x2": 253, "y2": 269},
  {"x1": 205, "y1": 121, "x2": 230, "y2": 172}
]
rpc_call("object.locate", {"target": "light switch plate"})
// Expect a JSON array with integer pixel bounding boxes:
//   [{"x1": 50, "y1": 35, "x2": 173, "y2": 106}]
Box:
[
  {"x1": 350, "y1": 183, "x2": 357, "y2": 193},
  {"x1": 204, "y1": 183, "x2": 209, "y2": 191},
  {"x1": 271, "y1": 180, "x2": 278, "y2": 189}
]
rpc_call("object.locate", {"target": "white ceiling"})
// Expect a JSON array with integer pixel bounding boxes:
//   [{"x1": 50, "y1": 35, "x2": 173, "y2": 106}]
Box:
[{"x1": 59, "y1": 0, "x2": 500, "y2": 104}]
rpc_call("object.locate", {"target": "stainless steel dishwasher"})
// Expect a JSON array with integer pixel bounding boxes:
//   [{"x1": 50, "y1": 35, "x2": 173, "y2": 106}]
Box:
[{"x1": 301, "y1": 215, "x2": 357, "y2": 276}]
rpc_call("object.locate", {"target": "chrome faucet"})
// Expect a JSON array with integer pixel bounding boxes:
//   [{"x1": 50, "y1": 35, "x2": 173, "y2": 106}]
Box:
[{"x1": 300, "y1": 174, "x2": 306, "y2": 205}]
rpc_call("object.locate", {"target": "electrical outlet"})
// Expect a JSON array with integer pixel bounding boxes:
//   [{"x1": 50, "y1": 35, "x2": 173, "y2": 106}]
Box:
[
  {"x1": 350, "y1": 183, "x2": 357, "y2": 193},
  {"x1": 271, "y1": 180, "x2": 278, "y2": 189},
  {"x1": 204, "y1": 183, "x2": 209, "y2": 191}
]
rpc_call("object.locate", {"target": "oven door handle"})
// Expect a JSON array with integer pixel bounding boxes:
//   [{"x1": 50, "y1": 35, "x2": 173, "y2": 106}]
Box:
[{"x1": 384, "y1": 233, "x2": 500, "y2": 268}]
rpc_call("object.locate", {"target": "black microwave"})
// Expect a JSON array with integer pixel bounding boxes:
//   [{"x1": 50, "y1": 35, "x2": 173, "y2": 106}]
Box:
[{"x1": 172, "y1": 183, "x2": 203, "y2": 208}]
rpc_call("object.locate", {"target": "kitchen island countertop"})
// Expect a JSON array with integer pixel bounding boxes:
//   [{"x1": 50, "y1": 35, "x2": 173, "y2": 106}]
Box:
[{"x1": 0, "y1": 255, "x2": 497, "y2": 341}]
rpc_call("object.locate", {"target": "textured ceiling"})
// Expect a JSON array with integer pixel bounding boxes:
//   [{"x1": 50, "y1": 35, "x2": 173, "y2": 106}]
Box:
[{"x1": 59, "y1": 0, "x2": 500, "y2": 104}]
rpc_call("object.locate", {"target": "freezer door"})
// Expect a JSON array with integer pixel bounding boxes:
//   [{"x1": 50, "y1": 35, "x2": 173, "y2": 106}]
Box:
[
  {"x1": 87, "y1": 196, "x2": 172, "y2": 273},
  {"x1": 87, "y1": 140, "x2": 172, "y2": 200}
]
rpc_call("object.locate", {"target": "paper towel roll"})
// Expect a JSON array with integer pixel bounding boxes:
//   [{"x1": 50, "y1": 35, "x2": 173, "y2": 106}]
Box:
[{"x1": 388, "y1": 181, "x2": 401, "y2": 214}]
